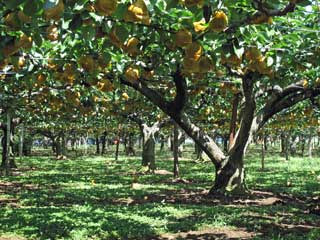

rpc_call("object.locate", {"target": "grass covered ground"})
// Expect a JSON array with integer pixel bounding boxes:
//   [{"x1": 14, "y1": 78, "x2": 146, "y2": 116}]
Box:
[{"x1": 0, "y1": 146, "x2": 319, "y2": 239}]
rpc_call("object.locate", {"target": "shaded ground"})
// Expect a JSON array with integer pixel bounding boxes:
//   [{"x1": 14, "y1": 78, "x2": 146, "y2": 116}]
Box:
[{"x1": 0, "y1": 147, "x2": 319, "y2": 239}]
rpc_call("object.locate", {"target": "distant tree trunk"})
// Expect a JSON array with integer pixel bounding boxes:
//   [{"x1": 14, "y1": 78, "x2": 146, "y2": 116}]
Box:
[
  {"x1": 84, "y1": 133, "x2": 88, "y2": 156},
  {"x1": 159, "y1": 134, "x2": 165, "y2": 151},
  {"x1": 115, "y1": 138, "x2": 120, "y2": 161},
  {"x1": 301, "y1": 135, "x2": 305, "y2": 156},
  {"x1": 61, "y1": 133, "x2": 66, "y2": 156},
  {"x1": 125, "y1": 133, "x2": 135, "y2": 156},
  {"x1": 9, "y1": 122, "x2": 17, "y2": 168},
  {"x1": 1, "y1": 112, "x2": 13, "y2": 174},
  {"x1": 263, "y1": 134, "x2": 268, "y2": 151},
  {"x1": 280, "y1": 133, "x2": 286, "y2": 154},
  {"x1": 285, "y1": 135, "x2": 290, "y2": 161},
  {"x1": 308, "y1": 134, "x2": 313, "y2": 158},
  {"x1": 19, "y1": 123, "x2": 24, "y2": 158},
  {"x1": 173, "y1": 123, "x2": 179, "y2": 178},
  {"x1": 141, "y1": 125, "x2": 157, "y2": 172},
  {"x1": 261, "y1": 134, "x2": 265, "y2": 171},
  {"x1": 95, "y1": 135, "x2": 100, "y2": 155},
  {"x1": 55, "y1": 136, "x2": 62, "y2": 157},
  {"x1": 101, "y1": 131, "x2": 107, "y2": 154}
]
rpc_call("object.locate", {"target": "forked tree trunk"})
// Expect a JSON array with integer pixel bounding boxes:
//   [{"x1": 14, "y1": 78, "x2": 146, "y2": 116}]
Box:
[{"x1": 122, "y1": 69, "x2": 316, "y2": 195}]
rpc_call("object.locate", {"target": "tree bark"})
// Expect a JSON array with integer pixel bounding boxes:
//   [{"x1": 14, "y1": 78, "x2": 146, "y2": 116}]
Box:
[
  {"x1": 141, "y1": 123, "x2": 158, "y2": 172},
  {"x1": 95, "y1": 135, "x2": 100, "y2": 155},
  {"x1": 115, "y1": 138, "x2": 120, "y2": 161},
  {"x1": 308, "y1": 133, "x2": 313, "y2": 158},
  {"x1": 19, "y1": 123, "x2": 24, "y2": 158},
  {"x1": 228, "y1": 94, "x2": 240, "y2": 150},
  {"x1": 173, "y1": 123, "x2": 179, "y2": 178},
  {"x1": 261, "y1": 134, "x2": 265, "y2": 171}
]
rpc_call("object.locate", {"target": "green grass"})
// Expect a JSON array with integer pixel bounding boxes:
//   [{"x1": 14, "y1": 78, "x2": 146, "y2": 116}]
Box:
[{"x1": 0, "y1": 146, "x2": 319, "y2": 239}]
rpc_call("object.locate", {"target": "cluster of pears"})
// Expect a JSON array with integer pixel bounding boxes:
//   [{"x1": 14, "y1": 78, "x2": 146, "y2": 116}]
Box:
[
  {"x1": 77, "y1": 55, "x2": 109, "y2": 73},
  {"x1": 124, "y1": 0, "x2": 151, "y2": 25},
  {"x1": 174, "y1": 29, "x2": 214, "y2": 76},
  {"x1": 44, "y1": 0, "x2": 64, "y2": 21},
  {"x1": 109, "y1": 28, "x2": 141, "y2": 57},
  {"x1": 193, "y1": 10, "x2": 229, "y2": 33},
  {"x1": 2, "y1": 34, "x2": 33, "y2": 58},
  {"x1": 245, "y1": 47, "x2": 273, "y2": 76}
]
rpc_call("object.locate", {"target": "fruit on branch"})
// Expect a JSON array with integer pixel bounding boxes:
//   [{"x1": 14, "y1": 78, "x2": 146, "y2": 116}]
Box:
[
  {"x1": 96, "y1": 79, "x2": 114, "y2": 92},
  {"x1": 44, "y1": 0, "x2": 65, "y2": 21},
  {"x1": 193, "y1": 19, "x2": 207, "y2": 32},
  {"x1": 221, "y1": 54, "x2": 242, "y2": 67},
  {"x1": 182, "y1": 56, "x2": 199, "y2": 73},
  {"x1": 183, "y1": 0, "x2": 204, "y2": 8},
  {"x1": 47, "y1": 25, "x2": 59, "y2": 41},
  {"x1": 209, "y1": 10, "x2": 228, "y2": 32},
  {"x1": 18, "y1": 11, "x2": 32, "y2": 23},
  {"x1": 36, "y1": 74, "x2": 47, "y2": 86},
  {"x1": 185, "y1": 42, "x2": 202, "y2": 61},
  {"x1": 95, "y1": 0, "x2": 118, "y2": 16},
  {"x1": 4, "y1": 12, "x2": 19, "y2": 28},
  {"x1": 124, "y1": 0, "x2": 151, "y2": 25},
  {"x1": 124, "y1": 37, "x2": 140, "y2": 57},
  {"x1": 198, "y1": 56, "x2": 214, "y2": 73},
  {"x1": 175, "y1": 29, "x2": 192, "y2": 48},
  {"x1": 245, "y1": 47, "x2": 262, "y2": 61},
  {"x1": 122, "y1": 92, "x2": 129, "y2": 101},
  {"x1": 78, "y1": 55, "x2": 96, "y2": 72},
  {"x1": 109, "y1": 27, "x2": 124, "y2": 49},
  {"x1": 125, "y1": 67, "x2": 140, "y2": 82},
  {"x1": 250, "y1": 13, "x2": 273, "y2": 25},
  {"x1": 142, "y1": 70, "x2": 154, "y2": 80}
]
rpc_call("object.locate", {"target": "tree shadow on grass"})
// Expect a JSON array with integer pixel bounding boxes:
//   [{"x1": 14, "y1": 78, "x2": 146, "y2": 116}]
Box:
[{"x1": 0, "y1": 205, "x2": 158, "y2": 240}]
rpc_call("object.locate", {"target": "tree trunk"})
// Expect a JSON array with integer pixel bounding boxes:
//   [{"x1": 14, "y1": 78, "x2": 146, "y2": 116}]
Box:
[
  {"x1": 209, "y1": 152, "x2": 246, "y2": 194},
  {"x1": 84, "y1": 133, "x2": 88, "y2": 156},
  {"x1": 101, "y1": 131, "x2": 107, "y2": 154},
  {"x1": 261, "y1": 134, "x2": 265, "y2": 171},
  {"x1": 96, "y1": 135, "x2": 100, "y2": 155},
  {"x1": 281, "y1": 133, "x2": 286, "y2": 154},
  {"x1": 8, "y1": 121, "x2": 17, "y2": 168},
  {"x1": 173, "y1": 123, "x2": 179, "y2": 178},
  {"x1": 308, "y1": 134, "x2": 313, "y2": 158},
  {"x1": 141, "y1": 122, "x2": 162, "y2": 172},
  {"x1": 126, "y1": 133, "x2": 135, "y2": 156},
  {"x1": 228, "y1": 94, "x2": 240, "y2": 150},
  {"x1": 285, "y1": 135, "x2": 290, "y2": 161},
  {"x1": 19, "y1": 123, "x2": 24, "y2": 158},
  {"x1": 1, "y1": 112, "x2": 12, "y2": 174},
  {"x1": 263, "y1": 134, "x2": 268, "y2": 151},
  {"x1": 301, "y1": 135, "x2": 305, "y2": 156},
  {"x1": 115, "y1": 138, "x2": 120, "y2": 161}
]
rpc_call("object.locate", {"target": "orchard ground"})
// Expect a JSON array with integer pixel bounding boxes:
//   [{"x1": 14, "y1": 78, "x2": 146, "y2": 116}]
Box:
[{"x1": 0, "y1": 145, "x2": 319, "y2": 240}]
